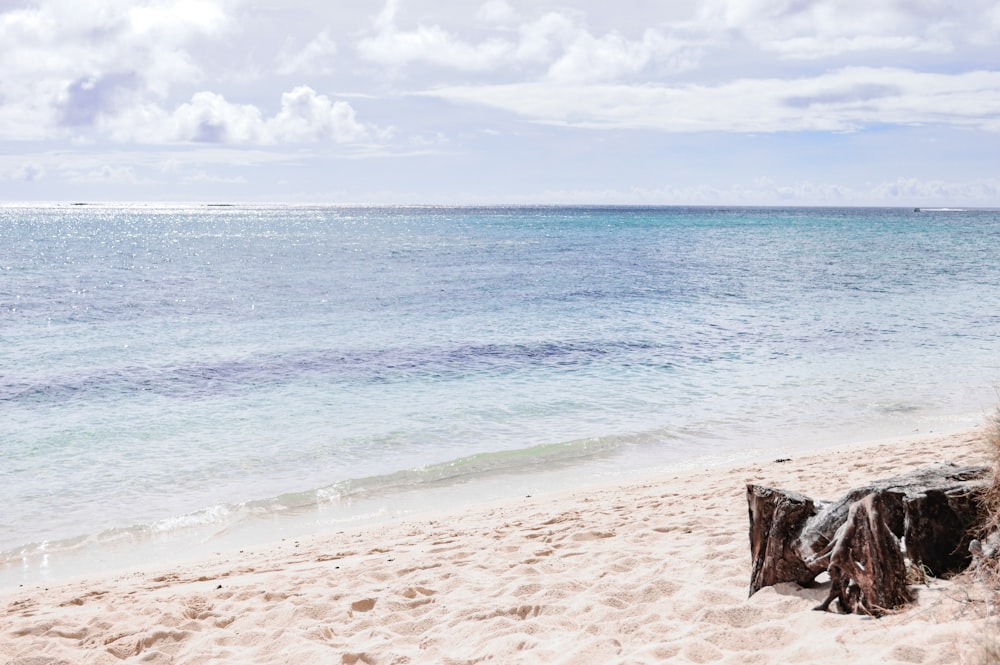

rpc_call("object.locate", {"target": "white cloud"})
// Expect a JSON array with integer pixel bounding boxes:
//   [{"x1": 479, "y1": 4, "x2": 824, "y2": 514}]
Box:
[
  {"x1": 545, "y1": 27, "x2": 700, "y2": 83},
  {"x1": 276, "y1": 30, "x2": 338, "y2": 76},
  {"x1": 358, "y1": 0, "x2": 512, "y2": 71},
  {"x1": 355, "y1": 0, "x2": 999, "y2": 87},
  {"x1": 357, "y1": 1, "x2": 700, "y2": 81},
  {"x1": 267, "y1": 86, "x2": 369, "y2": 143},
  {"x1": 507, "y1": 11, "x2": 703, "y2": 83},
  {"x1": 476, "y1": 0, "x2": 517, "y2": 25},
  {"x1": 425, "y1": 67, "x2": 1000, "y2": 133},
  {"x1": 0, "y1": 0, "x2": 234, "y2": 140},
  {"x1": 695, "y1": 0, "x2": 999, "y2": 59},
  {"x1": 103, "y1": 86, "x2": 375, "y2": 145},
  {"x1": 172, "y1": 91, "x2": 265, "y2": 143},
  {"x1": 511, "y1": 11, "x2": 577, "y2": 64},
  {"x1": 128, "y1": 0, "x2": 229, "y2": 39}
]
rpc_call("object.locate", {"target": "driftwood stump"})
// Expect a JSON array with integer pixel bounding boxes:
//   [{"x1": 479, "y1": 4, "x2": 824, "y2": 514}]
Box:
[
  {"x1": 747, "y1": 485, "x2": 816, "y2": 594},
  {"x1": 747, "y1": 462, "x2": 988, "y2": 615}
]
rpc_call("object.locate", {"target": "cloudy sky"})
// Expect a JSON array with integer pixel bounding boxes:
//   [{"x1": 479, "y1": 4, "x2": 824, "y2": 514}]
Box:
[{"x1": 2, "y1": 0, "x2": 999, "y2": 205}]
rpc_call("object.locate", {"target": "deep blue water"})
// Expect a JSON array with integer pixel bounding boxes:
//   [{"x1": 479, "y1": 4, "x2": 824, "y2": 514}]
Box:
[{"x1": 2, "y1": 204, "x2": 999, "y2": 583}]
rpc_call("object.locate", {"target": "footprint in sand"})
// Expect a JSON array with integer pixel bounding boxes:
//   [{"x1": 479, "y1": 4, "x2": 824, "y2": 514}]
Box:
[
  {"x1": 350, "y1": 598, "x2": 377, "y2": 613},
  {"x1": 399, "y1": 586, "x2": 436, "y2": 599},
  {"x1": 181, "y1": 596, "x2": 213, "y2": 620}
]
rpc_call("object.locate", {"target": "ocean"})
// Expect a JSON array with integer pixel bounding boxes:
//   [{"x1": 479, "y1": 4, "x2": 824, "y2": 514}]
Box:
[{"x1": 3, "y1": 204, "x2": 999, "y2": 586}]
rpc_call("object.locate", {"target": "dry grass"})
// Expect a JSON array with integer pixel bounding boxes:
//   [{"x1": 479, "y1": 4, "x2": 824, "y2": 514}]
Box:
[
  {"x1": 972, "y1": 406, "x2": 1000, "y2": 664},
  {"x1": 975, "y1": 406, "x2": 1000, "y2": 570},
  {"x1": 983, "y1": 405, "x2": 1000, "y2": 524}
]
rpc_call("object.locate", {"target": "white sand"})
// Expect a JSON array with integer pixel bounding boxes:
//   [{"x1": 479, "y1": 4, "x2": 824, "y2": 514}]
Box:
[{"x1": 1, "y1": 429, "x2": 996, "y2": 664}]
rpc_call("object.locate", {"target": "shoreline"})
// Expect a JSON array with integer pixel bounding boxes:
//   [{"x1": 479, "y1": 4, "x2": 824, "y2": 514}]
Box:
[
  {"x1": 2, "y1": 415, "x2": 981, "y2": 591},
  {"x1": 2, "y1": 427, "x2": 995, "y2": 664}
]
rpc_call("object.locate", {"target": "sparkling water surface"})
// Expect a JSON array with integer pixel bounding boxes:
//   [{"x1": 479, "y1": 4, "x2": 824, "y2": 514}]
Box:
[{"x1": 2, "y1": 204, "x2": 999, "y2": 584}]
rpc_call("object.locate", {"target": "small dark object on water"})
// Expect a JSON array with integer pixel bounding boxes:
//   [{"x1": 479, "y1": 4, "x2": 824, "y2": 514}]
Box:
[{"x1": 774, "y1": 458, "x2": 791, "y2": 463}]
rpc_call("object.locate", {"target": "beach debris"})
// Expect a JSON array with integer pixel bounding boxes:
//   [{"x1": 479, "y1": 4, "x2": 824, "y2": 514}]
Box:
[{"x1": 747, "y1": 462, "x2": 989, "y2": 616}]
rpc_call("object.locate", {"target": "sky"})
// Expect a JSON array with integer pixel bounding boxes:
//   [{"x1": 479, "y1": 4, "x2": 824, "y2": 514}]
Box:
[{"x1": 1, "y1": 0, "x2": 1000, "y2": 205}]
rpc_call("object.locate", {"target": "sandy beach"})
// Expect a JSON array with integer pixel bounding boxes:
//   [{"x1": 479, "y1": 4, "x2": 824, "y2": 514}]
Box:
[{"x1": 1, "y1": 429, "x2": 996, "y2": 664}]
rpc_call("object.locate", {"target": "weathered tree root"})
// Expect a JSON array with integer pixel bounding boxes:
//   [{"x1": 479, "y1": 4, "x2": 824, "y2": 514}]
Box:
[{"x1": 815, "y1": 492, "x2": 912, "y2": 616}]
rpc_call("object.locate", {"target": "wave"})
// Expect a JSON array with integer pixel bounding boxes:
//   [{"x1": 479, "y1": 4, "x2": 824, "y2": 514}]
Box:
[{"x1": 0, "y1": 426, "x2": 690, "y2": 578}]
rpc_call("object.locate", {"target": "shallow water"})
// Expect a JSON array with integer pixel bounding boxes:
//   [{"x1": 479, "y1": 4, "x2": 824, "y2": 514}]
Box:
[{"x1": 2, "y1": 204, "x2": 999, "y2": 585}]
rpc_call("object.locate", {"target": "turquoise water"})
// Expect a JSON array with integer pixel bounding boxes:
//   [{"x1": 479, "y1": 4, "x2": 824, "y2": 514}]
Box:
[{"x1": 2, "y1": 204, "x2": 999, "y2": 584}]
